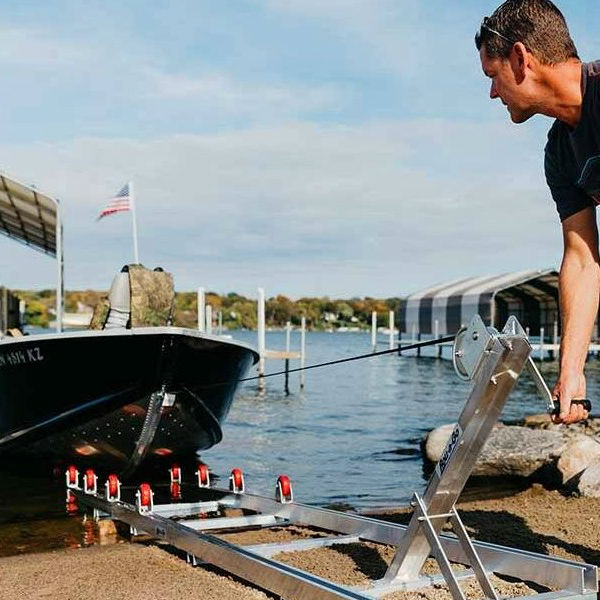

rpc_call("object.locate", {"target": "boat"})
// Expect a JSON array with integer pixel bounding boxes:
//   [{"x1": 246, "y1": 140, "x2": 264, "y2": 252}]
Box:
[
  {"x1": 0, "y1": 326, "x2": 257, "y2": 475},
  {"x1": 0, "y1": 173, "x2": 258, "y2": 475},
  {"x1": 0, "y1": 263, "x2": 258, "y2": 476}
]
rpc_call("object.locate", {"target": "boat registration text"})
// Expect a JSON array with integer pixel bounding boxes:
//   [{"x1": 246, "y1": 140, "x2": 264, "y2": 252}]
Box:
[{"x1": 0, "y1": 347, "x2": 44, "y2": 368}]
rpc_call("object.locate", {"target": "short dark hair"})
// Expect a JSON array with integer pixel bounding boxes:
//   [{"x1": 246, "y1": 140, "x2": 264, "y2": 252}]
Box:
[{"x1": 475, "y1": 0, "x2": 579, "y2": 65}]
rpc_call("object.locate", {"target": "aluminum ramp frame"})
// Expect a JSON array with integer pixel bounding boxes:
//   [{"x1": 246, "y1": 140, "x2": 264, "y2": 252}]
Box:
[{"x1": 68, "y1": 315, "x2": 598, "y2": 600}]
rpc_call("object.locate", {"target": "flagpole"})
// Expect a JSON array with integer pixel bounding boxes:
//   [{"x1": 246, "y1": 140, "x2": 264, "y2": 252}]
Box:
[{"x1": 129, "y1": 180, "x2": 140, "y2": 264}]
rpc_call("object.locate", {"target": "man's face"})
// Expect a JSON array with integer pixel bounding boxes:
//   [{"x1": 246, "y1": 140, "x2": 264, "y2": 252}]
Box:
[{"x1": 479, "y1": 45, "x2": 535, "y2": 124}]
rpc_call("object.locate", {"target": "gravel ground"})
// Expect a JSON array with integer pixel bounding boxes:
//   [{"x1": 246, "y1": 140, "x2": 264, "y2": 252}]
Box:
[{"x1": 2, "y1": 485, "x2": 599, "y2": 600}]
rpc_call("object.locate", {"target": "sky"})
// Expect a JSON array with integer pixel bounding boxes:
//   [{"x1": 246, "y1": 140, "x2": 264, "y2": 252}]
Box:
[{"x1": 1, "y1": 0, "x2": 599, "y2": 298}]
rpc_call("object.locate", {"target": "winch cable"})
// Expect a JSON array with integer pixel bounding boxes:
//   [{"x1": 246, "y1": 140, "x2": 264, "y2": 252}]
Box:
[{"x1": 237, "y1": 334, "x2": 455, "y2": 382}]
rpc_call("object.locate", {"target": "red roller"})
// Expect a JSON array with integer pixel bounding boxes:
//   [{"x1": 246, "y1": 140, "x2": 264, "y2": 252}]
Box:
[
  {"x1": 139, "y1": 483, "x2": 152, "y2": 507},
  {"x1": 276, "y1": 474, "x2": 293, "y2": 503},
  {"x1": 84, "y1": 468, "x2": 97, "y2": 494},
  {"x1": 197, "y1": 464, "x2": 210, "y2": 488},
  {"x1": 229, "y1": 468, "x2": 245, "y2": 493},
  {"x1": 66, "y1": 465, "x2": 78, "y2": 486},
  {"x1": 137, "y1": 482, "x2": 154, "y2": 514},
  {"x1": 170, "y1": 463, "x2": 181, "y2": 483},
  {"x1": 106, "y1": 474, "x2": 120, "y2": 501}
]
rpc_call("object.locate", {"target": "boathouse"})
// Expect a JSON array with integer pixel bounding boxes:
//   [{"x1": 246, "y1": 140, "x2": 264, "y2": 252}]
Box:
[
  {"x1": 398, "y1": 269, "x2": 561, "y2": 337},
  {"x1": 0, "y1": 171, "x2": 63, "y2": 330}
]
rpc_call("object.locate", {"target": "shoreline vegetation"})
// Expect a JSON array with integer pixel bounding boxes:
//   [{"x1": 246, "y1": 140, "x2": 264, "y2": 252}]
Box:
[{"x1": 15, "y1": 290, "x2": 401, "y2": 331}]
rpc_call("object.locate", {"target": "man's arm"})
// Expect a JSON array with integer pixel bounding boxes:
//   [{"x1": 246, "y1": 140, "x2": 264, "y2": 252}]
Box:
[{"x1": 553, "y1": 207, "x2": 600, "y2": 423}]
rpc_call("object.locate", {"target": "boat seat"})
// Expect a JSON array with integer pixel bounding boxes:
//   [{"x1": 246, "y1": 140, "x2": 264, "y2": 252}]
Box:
[
  {"x1": 5, "y1": 328, "x2": 23, "y2": 337},
  {"x1": 89, "y1": 264, "x2": 175, "y2": 330}
]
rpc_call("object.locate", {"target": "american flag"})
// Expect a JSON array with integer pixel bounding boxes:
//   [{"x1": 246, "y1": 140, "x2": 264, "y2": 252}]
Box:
[{"x1": 97, "y1": 183, "x2": 131, "y2": 220}]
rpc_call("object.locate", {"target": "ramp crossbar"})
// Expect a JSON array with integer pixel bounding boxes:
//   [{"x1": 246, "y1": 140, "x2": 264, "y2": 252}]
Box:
[{"x1": 68, "y1": 315, "x2": 598, "y2": 600}]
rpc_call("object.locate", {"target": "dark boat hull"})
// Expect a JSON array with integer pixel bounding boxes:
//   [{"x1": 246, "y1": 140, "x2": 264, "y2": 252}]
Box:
[{"x1": 0, "y1": 328, "x2": 257, "y2": 474}]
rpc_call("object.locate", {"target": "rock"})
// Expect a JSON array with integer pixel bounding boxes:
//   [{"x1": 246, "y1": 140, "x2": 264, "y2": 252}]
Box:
[
  {"x1": 578, "y1": 458, "x2": 600, "y2": 497},
  {"x1": 424, "y1": 423, "x2": 566, "y2": 478},
  {"x1": 557, "y1": 436, "x2": 600, "y2": 483},
  {"x1": 475, "y1": 426, "x2": 566, "y2": 477},
  {"x1": 424, "y1": 424, "x2": 457, "y2": 464}
]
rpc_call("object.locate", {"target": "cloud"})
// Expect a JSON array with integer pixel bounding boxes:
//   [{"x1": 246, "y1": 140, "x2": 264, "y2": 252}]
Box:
[
  {"x1": 0, "y1": 27, "x2": 89, "y2": 67},
  {"x1": 0, "y1": 117, "x2": 560, "y2": 297},
  {"x1": 262, "y1": 0, "x2": 424, "y2": 75},
  {"x1": 145, "y1": 69, "x2": 345, "y2": 115}
]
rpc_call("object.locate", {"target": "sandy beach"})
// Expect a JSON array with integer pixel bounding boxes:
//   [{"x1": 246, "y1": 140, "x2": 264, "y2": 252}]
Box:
[{"x1": 2, "y1": 484, "x2": 599, "y2": 600}]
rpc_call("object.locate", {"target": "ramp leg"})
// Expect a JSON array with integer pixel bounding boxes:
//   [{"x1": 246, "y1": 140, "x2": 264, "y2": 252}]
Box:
[
  {"x1": 449, "y1": 507, "x2": 498, "y2": 600},
  {"x1": 416, "y1": 497, "x2": 466, "y2": 600}
]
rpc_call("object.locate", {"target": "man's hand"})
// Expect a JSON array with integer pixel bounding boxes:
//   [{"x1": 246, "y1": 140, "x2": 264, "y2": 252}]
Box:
[{"x1": 551, "y1": 370, "x2": 589, "y2": 423}]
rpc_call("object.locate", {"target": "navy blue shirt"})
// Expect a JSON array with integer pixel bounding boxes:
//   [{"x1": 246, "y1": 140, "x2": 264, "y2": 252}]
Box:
[{"x1": 545, "y1": 61, "x2": 600, "y2": 221}]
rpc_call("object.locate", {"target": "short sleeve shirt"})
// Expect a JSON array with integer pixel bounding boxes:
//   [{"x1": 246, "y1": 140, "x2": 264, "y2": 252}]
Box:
[{"x1": 545, "y1": 61, "x2": 600, "y2": 221}]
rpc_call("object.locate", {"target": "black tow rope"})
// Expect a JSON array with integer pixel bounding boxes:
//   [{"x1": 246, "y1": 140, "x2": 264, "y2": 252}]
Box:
[{"x1": 239, "y1": 335, "x2": 455, "y2": 382}]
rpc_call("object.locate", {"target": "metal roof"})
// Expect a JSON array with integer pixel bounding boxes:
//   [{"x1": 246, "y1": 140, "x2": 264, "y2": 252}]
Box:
[
  {"x1": 0, "y1": 172, "x2": 59, "y2": 256},
  {"x1": 399, "y1": 269, "x2": 559, "y2": 335}
]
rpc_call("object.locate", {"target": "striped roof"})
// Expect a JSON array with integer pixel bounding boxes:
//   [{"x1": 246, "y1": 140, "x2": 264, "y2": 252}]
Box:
[
  {"x1": 0, "y1": 172, "x2": 59, "y2": 256},
  {"x1": 399, "y1": 269, "x2": 558, "y2": 335}
]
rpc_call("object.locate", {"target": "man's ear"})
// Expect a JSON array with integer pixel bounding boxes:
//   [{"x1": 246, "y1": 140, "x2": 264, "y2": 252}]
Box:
[{"x1": 509, "y1": 42, "x2": 530, "y2": 84}]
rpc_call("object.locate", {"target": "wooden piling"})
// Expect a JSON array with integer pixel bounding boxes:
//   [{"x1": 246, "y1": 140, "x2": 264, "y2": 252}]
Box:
[
  {"x1": 197, "y1": 287, "x2": 205, "y2": 332},
  {"x1": 540, "y1": 326, "x2": 545, "y2": 361},
  {"x1": 257, "y1": 287, "x2": 266, "y2": 390},
  {"x1": 300, "y1": 316, "x2": 306, "y2": 389},
  {"x1": 388, "y1": 310, "x2": 394, "y2": 350},
  {"x1": 206, "y1": 305, "x2": 213, "y2": 335},
  {"x1": 285, "y1": 321, "x2": 291, "y2": 353},
  {"x1": 435, "y1": 319, "x2": 441, "y2": 358},
  {"x1": 371, "y1": 311, "x2": 377, "y2": 352},
  {"x1": 284, "y1": 321, "x2": 291, "y2": 395}
]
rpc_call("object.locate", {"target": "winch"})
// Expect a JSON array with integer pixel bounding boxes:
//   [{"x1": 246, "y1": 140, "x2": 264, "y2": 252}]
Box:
[{"x1": 453, "y1": 314, "x2": 591, "y2": 416}]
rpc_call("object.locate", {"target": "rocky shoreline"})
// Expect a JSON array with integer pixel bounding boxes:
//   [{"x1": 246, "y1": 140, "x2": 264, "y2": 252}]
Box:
[{"x1": 423, "y1": 415, "x2": 600, "y2": 496}]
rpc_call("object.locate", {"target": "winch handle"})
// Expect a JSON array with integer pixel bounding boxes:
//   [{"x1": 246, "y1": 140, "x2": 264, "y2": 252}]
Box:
[
  {"x1": 550, "y1": 399, "x2": 592, "y2": 416},
  {"x1": 526, "y1": 356, "x2": 592, "y2": 415}
]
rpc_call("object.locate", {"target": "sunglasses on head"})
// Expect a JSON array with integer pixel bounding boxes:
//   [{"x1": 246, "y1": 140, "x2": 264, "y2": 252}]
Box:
[{"x1": 480, "y1": 16, "x2": 516, "y2": 45}]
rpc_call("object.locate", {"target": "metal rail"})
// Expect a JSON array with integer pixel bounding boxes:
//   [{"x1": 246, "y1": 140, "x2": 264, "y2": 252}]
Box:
[{"x1": 67, "y1": 315, "x2": 598, "y2": 600}]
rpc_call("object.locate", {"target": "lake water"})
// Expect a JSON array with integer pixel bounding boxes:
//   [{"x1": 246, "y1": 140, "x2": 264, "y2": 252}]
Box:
[
  {"x1": 206, "y1": 330, "x2": 573, "y2": 508},
  {"x1": 1, "y1": 329, "x2": 597, "y2": 555}
]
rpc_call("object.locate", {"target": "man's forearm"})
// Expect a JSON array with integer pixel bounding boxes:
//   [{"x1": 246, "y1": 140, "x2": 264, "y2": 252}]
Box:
[{"x1": 559, "y1": 257, "x2": 600, "y2": 374}]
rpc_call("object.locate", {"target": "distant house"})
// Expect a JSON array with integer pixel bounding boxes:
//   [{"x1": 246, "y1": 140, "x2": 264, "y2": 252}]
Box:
[{"x1": 398, "y1": 269, "x2": 561, "y2": 338}]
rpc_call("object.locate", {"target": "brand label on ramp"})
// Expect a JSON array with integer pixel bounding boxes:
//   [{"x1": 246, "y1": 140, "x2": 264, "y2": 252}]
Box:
[{"x1": 436, "y1": 423, "x2": 462, "y2": 478}]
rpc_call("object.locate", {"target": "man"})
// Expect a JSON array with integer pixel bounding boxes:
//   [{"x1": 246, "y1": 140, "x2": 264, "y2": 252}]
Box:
[{"x1": 475, "y1": 0, "x2": 599, "y2": 424}]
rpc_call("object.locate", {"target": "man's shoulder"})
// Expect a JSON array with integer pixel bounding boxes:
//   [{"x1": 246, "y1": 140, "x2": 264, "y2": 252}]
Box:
[
  {"x1": 545, "y1": 118, "x2": 565, "y2": 151},
  {"x1": 544, "y1": 119, "x2": 570, "y2": 185}
]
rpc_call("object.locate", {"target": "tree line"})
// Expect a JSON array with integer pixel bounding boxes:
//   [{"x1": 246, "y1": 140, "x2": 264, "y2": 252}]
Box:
[{"x1": 15, "y1": 289, "x2": 402, "y2": 330}]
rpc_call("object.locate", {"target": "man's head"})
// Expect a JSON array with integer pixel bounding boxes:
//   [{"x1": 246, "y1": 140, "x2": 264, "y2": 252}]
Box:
[{"x1": 476, "y1": 0, "x2": 579, "y2": 123}]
